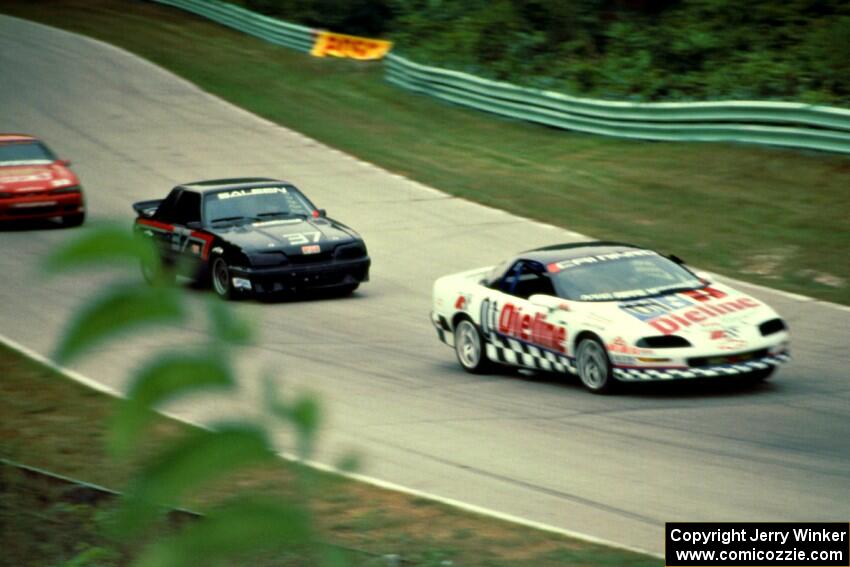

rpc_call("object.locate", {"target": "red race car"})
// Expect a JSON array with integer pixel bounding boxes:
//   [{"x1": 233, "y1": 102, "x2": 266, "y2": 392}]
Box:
[{"x1": 0, "y1": 134, "x2": 85, "y2": 226}]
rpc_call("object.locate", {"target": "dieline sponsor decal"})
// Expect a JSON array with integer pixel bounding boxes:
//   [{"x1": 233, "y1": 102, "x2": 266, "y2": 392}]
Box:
[
  {"x1": 481, "y1": 299, "x2": 566, "y2": 353},
  {"x1": 647, "y1": 297, "x2": 760, "y2": 335},
  {"x1": 619, "y1": 287, "x2": 760, "y2": 335}
]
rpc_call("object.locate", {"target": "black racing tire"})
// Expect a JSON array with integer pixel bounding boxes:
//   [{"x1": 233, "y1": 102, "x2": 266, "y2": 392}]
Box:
[
  {"x1": 140, "y1": 257, "x2": 157, "y2": 285},
  {"x1": 211, "y1": 256, "x2": 240, "y2": 300},
  {"x1": 334, "y1": 283, "x2": 360, "y2": 296},
  {"x1": 575, "y1": 337, "x2": 615, "y2": 394},
  {"x1": 140, "y1": 256, "x2": 174, "y2": 286},
  {"x1": 62, "y1": 213, "x2": 85, "y2": 227},
  {"x1": 453, "y1": 318, "x2": 492, "y2": 374},
  {"x1": 745, "y1": 366, "x2": 776, "y2": 384}
]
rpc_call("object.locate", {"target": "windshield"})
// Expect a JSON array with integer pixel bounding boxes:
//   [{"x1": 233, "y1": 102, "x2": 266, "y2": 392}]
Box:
[
  {"x1": 204, "y1": 186, "x2": 315, "y2": 224},
  {"x1": 0, "y1": 141, "x2": 56, "y2": 166},
  {"x1": 549, "y1": 249, "x2": 703, "y2": 301}
]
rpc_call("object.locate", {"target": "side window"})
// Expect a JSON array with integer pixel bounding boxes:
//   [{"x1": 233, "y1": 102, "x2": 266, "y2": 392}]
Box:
[
  {"x1": 499, "y1": 261, "x2": 556, "y2": 299},
  {"x1": 154, "y1": 188, "x2": 182, "y2": 223},
  {"x1": 172, "y1": 191, "x2": 201, "y2": 225}
]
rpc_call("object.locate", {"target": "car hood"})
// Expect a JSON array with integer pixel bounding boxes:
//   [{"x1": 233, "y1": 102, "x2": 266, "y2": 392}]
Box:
[
  {"x1": 580, "y1": 283, "x2": 780, "y2": 344},
  {"x1": 0, "y1": 163, "x2": 78, "y2": 192},
  {"x1": 208, "y1": 217, "x2": 362, "y2": 254}
]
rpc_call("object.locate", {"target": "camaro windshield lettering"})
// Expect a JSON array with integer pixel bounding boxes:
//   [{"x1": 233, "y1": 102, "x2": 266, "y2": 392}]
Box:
[{"x1": 554, "y1": 249, "x2": 656, "y2": 271}]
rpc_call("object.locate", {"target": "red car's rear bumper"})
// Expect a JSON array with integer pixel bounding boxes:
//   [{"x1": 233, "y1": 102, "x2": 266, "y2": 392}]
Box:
[{"x1": 0, "y1": 191, "x2": 84, "y2": 221}]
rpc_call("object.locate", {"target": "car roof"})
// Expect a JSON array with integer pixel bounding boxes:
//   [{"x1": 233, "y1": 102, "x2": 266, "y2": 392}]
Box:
[
  {"x1": 178, "y1": 178, "x2": 294, "y2": 193},
  {"x1": 0, "y1": 134, "x2": 38, "y2": 143},
  {"x1": 519, "y1": 241, "x2": 652, "y2": 265}
]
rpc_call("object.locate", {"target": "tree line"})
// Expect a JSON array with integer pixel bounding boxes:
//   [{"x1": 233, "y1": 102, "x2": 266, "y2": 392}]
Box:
[{"x1": 245, "y1": 0, "x2": 850, "y2": 105}]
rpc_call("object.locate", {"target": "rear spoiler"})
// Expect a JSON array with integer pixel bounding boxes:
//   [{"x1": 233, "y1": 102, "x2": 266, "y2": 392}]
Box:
[{"x1": 132, "y1": 199, "x2": 162, "y2": 218}]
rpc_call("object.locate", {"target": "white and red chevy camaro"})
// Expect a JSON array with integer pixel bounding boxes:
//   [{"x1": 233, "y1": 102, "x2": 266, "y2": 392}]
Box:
[{"x1": 431, "y1": 242, "x2": 790, "y2": 393}]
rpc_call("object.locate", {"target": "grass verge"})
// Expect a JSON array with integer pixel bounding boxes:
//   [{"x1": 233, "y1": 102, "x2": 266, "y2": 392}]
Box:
[
  {"x1": 2, "y1": 0, "x2": 848, "y2": 305},
  {"x1": 0, "y1": 343, "x2": 659, "y2": 566}
]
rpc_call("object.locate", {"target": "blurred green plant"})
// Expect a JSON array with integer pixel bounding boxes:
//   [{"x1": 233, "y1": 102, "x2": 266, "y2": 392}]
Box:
[{"x1": 43, "y1": 223, "x2": 342, "y2": 567}]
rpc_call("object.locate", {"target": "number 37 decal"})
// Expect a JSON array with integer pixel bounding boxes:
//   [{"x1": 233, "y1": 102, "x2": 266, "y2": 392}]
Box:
[{"x1": 284, "y1": 231, "x2": 322, "y2": 245}]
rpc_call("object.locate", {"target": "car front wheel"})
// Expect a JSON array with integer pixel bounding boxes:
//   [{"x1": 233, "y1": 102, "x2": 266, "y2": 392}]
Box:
[
  {"x1": 576, "y1": 337, "x2": 614, "y2": 394},
  {"x1": 62, "y1": 213, "x2": 85, "y2": 227},
  {"x1": 454, "y1": 319, "x2": 491, "y2": 374},
  {"x1": 211, "y1": 257, "x2": 238, "y2": 300},
  {"x1": 745, "y1": 366, "x2": 776, "y2": 383}
]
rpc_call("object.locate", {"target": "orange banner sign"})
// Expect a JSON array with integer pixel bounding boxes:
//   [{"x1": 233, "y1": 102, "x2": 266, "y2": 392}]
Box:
[{"x1": 311, "y1": 31, "x2": 392, "y2": 60}]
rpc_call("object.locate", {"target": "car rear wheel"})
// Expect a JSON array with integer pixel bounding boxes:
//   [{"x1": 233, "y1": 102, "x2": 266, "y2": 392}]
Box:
[
  {"x1": 576, "y1": 338, "x2": 614, "y2": 394},
  {"x1": 454, "y1": 319, "x2": 491, "y2": 374},
  {"x1": 140, "y1": 256, "x2": 174, "y2": 286},
  {"x1": 140, "y1": 257, "x2": 157, "y2": 285},
  {"x1": 62, "y1": 213, "x2": 85, "y2": 227}
]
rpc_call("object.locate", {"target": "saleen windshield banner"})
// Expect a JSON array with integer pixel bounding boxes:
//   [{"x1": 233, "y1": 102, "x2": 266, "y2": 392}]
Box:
[
  {"x1": 310, "y1": 31, "x2": 392, "y2": 60},
  {"x1": 666, "y1": 523, "x2": 849, "y2": 566}
]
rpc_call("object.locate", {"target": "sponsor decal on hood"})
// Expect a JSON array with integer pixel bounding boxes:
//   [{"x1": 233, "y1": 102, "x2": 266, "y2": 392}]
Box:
[
  {"x1": 618, "y1": 287, "x2": 762, "y2": 335},
  {"x1": 0, "y1": 164, "x2": 77, "y2": 191}
]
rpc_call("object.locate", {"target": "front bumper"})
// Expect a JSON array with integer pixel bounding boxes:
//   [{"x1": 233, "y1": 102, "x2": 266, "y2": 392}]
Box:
[
  {"x1": 431, "y1": 311, "x2": 453, "y2": 346},
  {"x1": 0, "y1": 192, "x2": 84, "y2": 221},
  {"x1": 612, "y1": 351, "x2": 790, "y2": 381},
  {"x1": 230, "y1": 257, "x2": 370, "y2": 293}
]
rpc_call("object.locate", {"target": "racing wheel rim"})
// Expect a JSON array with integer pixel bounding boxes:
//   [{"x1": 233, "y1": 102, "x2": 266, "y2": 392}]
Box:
[
  {"x1": 140, "y1": 257, "x2": 157, "y2": 284},
  {"x1": 455, "y1": 320, "x2": 482, "y2": 369},
  {"x1": 577, "y1": 339, "x2": 609, "y2": 390},
  {"x1": 212, "y1": 258, "x2": 230, "y2": 297}
]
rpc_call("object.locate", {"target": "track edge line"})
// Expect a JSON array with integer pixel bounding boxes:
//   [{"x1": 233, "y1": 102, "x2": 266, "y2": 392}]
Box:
[{"x1": 0, "y1": 333, "x2": 663, "y2": 559}]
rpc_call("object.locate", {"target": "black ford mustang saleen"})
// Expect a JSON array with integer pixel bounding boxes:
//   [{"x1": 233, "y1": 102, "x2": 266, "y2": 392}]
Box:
[{"x1": 132, "y1": 178, "x2": 370, "y2": 299}]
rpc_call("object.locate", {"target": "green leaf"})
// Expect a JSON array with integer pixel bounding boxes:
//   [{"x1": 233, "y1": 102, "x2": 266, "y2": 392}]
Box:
[
  {"x1": 290, "y1": 395, "x2": 320, "y2": 441},
  {"x1": 262, "y1": 378, "x2": 321, "y2": 458},
  {"x1": 110, "y1": 353, "x2": 234, "y2": 454},
  {"x1": 56, "y1": 284, "x2": 184, "y2": 363},
  {"x1": 207, "y1": 297, "x2": 253, "y2": 345},
  {"x1": 334, "y1": 452, "x2": 361, "y2": 474},
  {"x1": 43, "y1": 224, "x2": 158, "y2": 274},
  {"x1": 60, "y1": 545, "x2": 121, "y2": 567},
  {"x1": 132, "y1": 497, "x2": 312, "y2": 567},
  {"x1": 114, "y1": 425, "x2": 276, "y2": 535}
]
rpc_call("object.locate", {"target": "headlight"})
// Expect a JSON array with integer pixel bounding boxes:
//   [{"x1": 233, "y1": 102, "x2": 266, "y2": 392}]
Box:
[
  {"x1": 759, "y1": 318, "x2": 787, "y2": 336},
  {"x1": 334, "y1": 242, "x2": 367, "y2": 260},
  {"x1": 50, "y1": 185, "x2": 82, "y2": 195},
  {"x1": 248, "y1": 251, "x2": 287, "y2": 267},
  {"x1": 636, "y1": 335, "x2": 692, "y2": 348}
]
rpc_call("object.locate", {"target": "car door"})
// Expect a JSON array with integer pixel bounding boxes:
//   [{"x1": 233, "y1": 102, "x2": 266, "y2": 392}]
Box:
[
  {"x1": 165, "y1": 189, "x2": 204, "y2": 276},
  {"x1": 481, "y1": 260, "x2": 569, "y2": 368},
  {"x1": 138, "y1": 188, "x2": 182, "y2": 263}
]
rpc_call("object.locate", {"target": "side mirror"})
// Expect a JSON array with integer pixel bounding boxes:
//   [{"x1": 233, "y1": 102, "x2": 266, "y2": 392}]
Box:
[
  {"x1": 668, "y1": 254, "x2": 685, "y2": 265},
  {"x1": 57, "y1": 159, "x2": 72, "y2": 166},
  {"x1": 529, "y1": 294, "x2": 570, "y2": 312},
  {"x1": 317, "y1": 208, "x2": 327, "y2": 218}
]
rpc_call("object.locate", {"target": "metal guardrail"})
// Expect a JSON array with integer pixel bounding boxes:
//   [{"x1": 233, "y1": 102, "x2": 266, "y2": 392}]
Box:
[
  {"x1": 387, "y1": 54, "x2": 850, "y2": 154},
  {"x1": 150, "y1": 0, "x2": 850, "y2": 153},
  {"x1": 152, "y1": 0, "x2": 315, "y2": 52}
]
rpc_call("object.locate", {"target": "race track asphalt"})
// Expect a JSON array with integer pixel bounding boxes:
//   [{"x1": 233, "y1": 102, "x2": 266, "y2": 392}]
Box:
[{"x1": 1, "y1": 15, "x2": 849, "y2": 555}]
